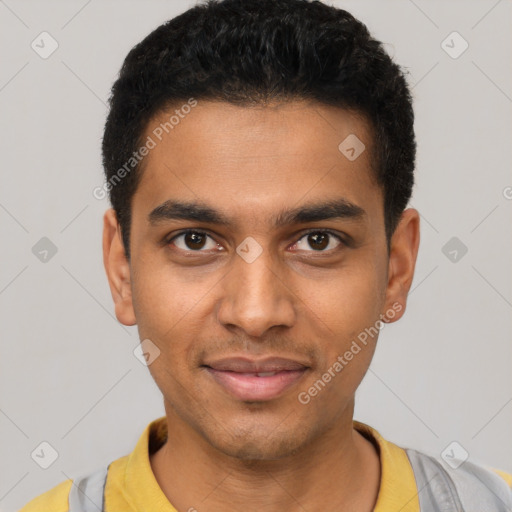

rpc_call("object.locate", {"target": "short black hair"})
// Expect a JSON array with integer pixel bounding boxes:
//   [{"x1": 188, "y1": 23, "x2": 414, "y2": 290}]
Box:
[{"x1": 102, "y1": 0, "x2": 415, "y2": 260}]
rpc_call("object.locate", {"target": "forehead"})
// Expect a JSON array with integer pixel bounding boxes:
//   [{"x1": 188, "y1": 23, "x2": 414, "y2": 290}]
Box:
[{"x1": 133, "y1": 100, "x2": 382, "y2": 230}]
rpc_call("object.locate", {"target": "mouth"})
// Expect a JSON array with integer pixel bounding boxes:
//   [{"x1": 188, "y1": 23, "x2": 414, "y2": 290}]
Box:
[{"x1": 202, "y1": 356, "x2": 309, "y2": 402}]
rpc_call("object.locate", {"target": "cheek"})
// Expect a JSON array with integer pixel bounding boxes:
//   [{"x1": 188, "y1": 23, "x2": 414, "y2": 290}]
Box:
[
  {"x1": 302, "y1": 263, "x2": 385, "y2": 338},
  {"x1": 131, "y1": 267, "x2": 204, "y2": 393},
  {"x1": 131, "y1": 258, "x2": 206, "y2": 333},
  {"x1": 131, "y1": 256, "x2": 235, "y2": 365},
  {"x1": 296, "y1": 261, "x2": 384, "y2": 390}
]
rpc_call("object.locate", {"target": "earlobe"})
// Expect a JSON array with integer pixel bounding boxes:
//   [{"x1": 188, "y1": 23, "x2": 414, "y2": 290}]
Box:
[
  {"x1": 382, "y1": 208, "x2": 420, "y2": 323},
  {"x1": 102, "y1": 208, "x2": 137, "y2": 326}
]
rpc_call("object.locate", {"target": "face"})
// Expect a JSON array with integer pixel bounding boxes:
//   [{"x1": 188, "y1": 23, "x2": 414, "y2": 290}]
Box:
[{"x1": 103, "y1": 100, "x2": 419, "y2": 460}]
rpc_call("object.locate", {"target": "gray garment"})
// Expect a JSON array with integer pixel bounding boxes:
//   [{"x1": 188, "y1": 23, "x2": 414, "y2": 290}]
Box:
[
  {"x1": 68, "y1": 452, "x2": 512, "y2": 511},
  {"x1": 405, "y1": 448, "x2": 512, "y2": 512},
  {"x1": 68, "y1": 465, "x2": 108, "y2": 512}
]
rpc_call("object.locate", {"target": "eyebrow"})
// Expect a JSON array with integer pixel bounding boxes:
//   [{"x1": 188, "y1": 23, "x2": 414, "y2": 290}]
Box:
[{"x1": 148, "y1": 198, "x2": 366, "y2": 228}]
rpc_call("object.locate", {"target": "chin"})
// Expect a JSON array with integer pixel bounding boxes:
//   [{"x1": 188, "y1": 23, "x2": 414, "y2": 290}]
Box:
[
  {"x1": 218, "y1": 437, "x2": 301, "y2": 462},
  {"x1": 204, "y1": 418, "x2": 315, "y2": 462}
]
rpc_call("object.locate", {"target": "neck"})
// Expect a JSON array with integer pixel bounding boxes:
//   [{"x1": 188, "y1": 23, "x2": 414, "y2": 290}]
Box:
[{"x1": 150, "y1": 402, "x2": 380, "y2": 512}]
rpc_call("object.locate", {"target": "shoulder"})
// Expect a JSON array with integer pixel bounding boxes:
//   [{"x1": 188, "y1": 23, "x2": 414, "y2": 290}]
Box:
[
  {"x1": 405, "y1": 447, "x2": 512, "y2": 510},
  {"x1": 354, "y1": 420, "x2": 512, "y2": 511},
  {"x1": 19, "y1": 478, "x2": 72, "y2": 512}
]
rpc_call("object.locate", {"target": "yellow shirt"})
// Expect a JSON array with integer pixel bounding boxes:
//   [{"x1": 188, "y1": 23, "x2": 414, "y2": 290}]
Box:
[{"x1": 20, "y1": 416, "x2": 512, "y2": 512}]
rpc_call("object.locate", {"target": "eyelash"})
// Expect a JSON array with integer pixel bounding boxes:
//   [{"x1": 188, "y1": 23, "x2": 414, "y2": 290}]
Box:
[{"x1": 166, "y1": 229, "x2": 346, "y2": 254}]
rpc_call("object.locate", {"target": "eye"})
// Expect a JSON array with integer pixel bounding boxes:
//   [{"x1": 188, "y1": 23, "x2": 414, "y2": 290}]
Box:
[
  {"x1": 169, "y1": 230, "x2": 221, "y2": 252},
  {"x1": 292, "y1": 230, "x2": 343, "y2": 252}
]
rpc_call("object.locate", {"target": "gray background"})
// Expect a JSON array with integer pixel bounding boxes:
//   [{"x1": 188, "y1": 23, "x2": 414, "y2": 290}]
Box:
[{"x1": 1, "y1": 0, "x2": 511, "y2": 510}]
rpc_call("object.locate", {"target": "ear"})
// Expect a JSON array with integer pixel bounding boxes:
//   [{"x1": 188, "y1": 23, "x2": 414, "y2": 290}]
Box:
[
  {"x1": 102, "y1": 208, "x2": 136, "y2": 326},
  {"x1": 381, "y1": 208, "x2": 420, "y2": 323}
]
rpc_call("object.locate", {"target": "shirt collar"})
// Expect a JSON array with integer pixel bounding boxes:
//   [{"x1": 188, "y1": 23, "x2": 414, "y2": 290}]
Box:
[
  {"x1": 354, "y1": 420, "x2": 420, "y2": 512},
  {"x1": 124, "y1": 416, "x2": 420, "y2": 512}
]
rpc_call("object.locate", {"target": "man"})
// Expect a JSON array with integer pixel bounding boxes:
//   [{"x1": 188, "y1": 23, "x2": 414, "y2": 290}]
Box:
[{"x1": 21, "y1": 0, "x2": 512, "y2": 510}]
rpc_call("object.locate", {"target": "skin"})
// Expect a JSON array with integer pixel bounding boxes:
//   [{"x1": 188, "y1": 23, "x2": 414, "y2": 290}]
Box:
[{"x1": 103, "y1": 100, "x2": 420, "y2": 511}]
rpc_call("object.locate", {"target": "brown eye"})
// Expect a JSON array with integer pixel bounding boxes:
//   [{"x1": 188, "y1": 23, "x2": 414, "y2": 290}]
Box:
[
  {"x1": 294, "y1": 231, "x2": 342, "y2": 252},
  {"x1": 184, "y1": 232, "x2": 206, "y2": 249},
  {"x1": 170, "y1": 231, "x2": 219, "y2": 251},
  {"x1": 308, "y1": 232, "x2": 329, "y2": 250}
]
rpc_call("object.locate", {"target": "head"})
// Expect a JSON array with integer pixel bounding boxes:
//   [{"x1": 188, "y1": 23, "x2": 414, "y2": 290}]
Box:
[{"x1": 102, "y1": 0, "x2": 420, "y2": 461}]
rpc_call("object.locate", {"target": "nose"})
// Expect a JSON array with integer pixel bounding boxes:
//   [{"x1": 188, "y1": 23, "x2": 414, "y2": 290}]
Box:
[{"x1": 216, "y1": 244, "x2": 296, "y2": 338}]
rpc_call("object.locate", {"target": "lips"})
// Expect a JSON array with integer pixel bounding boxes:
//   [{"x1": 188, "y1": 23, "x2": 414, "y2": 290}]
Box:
[
  {"x1": 205, "y1": 356, "x2": 308, "y2": 373},
  {"x1": 203, "y1": 356, "x2": 309, "y2": 401}
]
